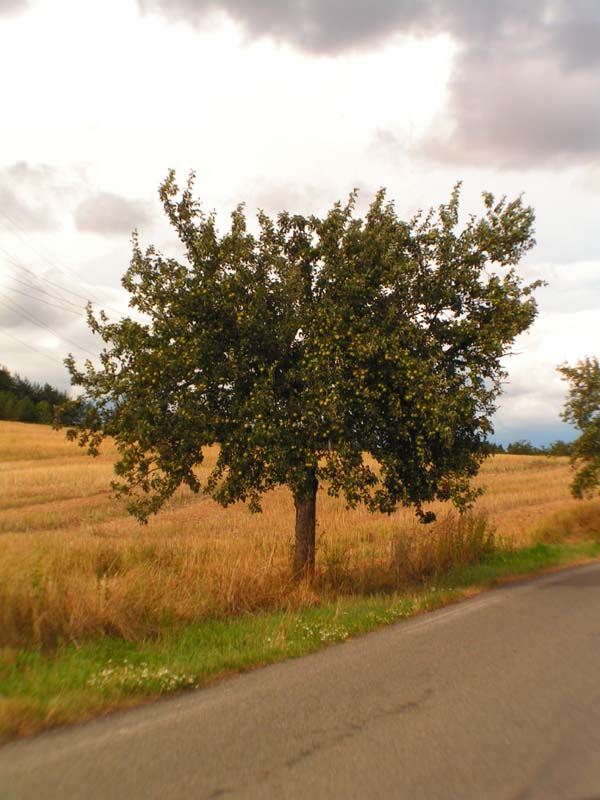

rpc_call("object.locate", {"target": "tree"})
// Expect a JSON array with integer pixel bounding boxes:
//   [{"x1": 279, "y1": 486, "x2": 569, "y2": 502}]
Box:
[
  {"x1": 506, "y1": 439, "x2": 545, "y2": 455},
  {"x1": 15, "y1": 396, "x2": 37, "y2": 423},
  {"x1": 35, "y1": 400, "x2": 54, "y2": 425},
  {"x1": 558, "y1": 357, "x2": 600, "y2": 497},
  {"x1": 0, "y1": 391, "x2": 16, "y2": 420},
  {"x1": 0, "y1": 366, "x2": 70, "y2": 425},
  {"x1": 547, "y1": 439, "x2": 574, "y2": 457},
  {"x1": 63, "y1": 172, "x2": 540, "y2": 578},
  {"x1": 0, "y1": 366, "x2": 14, "y2": 393},
  {"x1": 482, "y1": 442, "x2": 505, "y2": 455}
]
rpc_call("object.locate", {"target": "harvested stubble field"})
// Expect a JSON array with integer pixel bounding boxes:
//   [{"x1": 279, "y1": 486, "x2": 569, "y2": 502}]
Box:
[{"x1": 1, "y1": 420, "x2": 598, "y2": 649}]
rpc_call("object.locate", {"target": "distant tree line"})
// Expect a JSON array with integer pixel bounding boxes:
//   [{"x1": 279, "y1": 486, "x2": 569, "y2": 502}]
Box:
[
  {"x1": 0, "y1": 365, "x2": 73, "y2": 425},
  {"x1": 483, "y1": 439, "x2": 574, "y2": 456}
]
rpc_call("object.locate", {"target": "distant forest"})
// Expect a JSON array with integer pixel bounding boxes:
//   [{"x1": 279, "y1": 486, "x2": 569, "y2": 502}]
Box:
[
  {"x1": 484, "y1": 439, "x2": 574, "y2": 456},
  {"x1": 0, "y1": 366, "x2": 70, "y2": 425},
  {"x1": 0, "y1": 365, "x2": 575, "y2": 454}
]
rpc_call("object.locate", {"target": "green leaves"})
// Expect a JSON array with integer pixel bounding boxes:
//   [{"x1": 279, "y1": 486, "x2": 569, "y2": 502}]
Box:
[
  {"x1": 63, "y1": 174, "x2": 539, "y2": 526},
  {"x1": 558, "y1": 357, "x2": 600, "y2": 498}
]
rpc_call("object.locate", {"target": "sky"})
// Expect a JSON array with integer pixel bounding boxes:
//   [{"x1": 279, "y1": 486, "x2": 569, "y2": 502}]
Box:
[{"x1": 1, "y1": 0, "x2": 599, "y2": 445}]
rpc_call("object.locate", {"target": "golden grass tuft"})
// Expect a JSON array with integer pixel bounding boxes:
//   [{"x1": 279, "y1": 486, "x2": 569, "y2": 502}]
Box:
[
  {"x1": 530, "y1": 498, "x2": 600, "y2": 544},
  {"x1": 0, "y1": 421, "x2": 597, "y2": 648}
]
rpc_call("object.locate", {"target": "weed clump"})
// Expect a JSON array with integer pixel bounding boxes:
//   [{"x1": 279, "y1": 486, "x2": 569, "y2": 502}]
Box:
[
  {"x1": 87, "y1": 660, "x2": 197, "y2": 694},
  {"x1": 390, "y1": 512, "x2": 497, "y2": 586},
  {"x1": 531, "y1": 499, "x2": 600, "y2": 543}
]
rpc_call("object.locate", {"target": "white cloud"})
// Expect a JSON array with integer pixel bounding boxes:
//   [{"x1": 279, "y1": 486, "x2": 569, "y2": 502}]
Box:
[
  {"x1": 0, "y1": 0, "x2": 597, "y2": 449},
  {"x1": 493, "y1": 301, "x2": 600, "y2": 443}
]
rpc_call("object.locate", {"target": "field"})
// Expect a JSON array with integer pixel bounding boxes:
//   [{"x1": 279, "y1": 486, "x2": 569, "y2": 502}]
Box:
[{"x1": 2, "y1": 420, "x2": 599, "y2": 651}]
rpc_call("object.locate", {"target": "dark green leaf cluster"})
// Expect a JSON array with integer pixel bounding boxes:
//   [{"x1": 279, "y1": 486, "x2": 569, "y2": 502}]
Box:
[
  {"x1": 504, "y1": 439, "x2": 575, "y2": 456},
  {"x1": 558, "y1": 357, "x2": 600, "y2": 497},
  {"x1": 64, "y1": 173, "x2": 539, "y2": 522},
  {"x1": 0, "y1": 365, "x2": 71, "y2": 425},
  {"x1": 505, "y1": 439, "x2": 544, "y2": 455}
]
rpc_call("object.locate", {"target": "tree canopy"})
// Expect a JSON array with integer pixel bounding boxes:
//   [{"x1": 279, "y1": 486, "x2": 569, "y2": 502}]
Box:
[
  {"x1": 0, "y1": 365, "x2": 70, "y2": 425},
  {"x1": 63, "y1": 172, "x2": 540, "y2": 577},
  {"x1": 558, "y1": 357, "x2": 600, "y2": 498}
]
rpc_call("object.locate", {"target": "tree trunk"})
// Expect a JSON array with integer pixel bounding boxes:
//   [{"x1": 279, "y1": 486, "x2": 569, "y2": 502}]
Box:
[{"x1": 292, "y1": 471, "x2": 318, "y2": 581}]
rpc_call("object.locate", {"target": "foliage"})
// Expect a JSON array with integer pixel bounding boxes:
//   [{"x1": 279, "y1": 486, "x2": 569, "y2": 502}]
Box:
[
  {"x1": 546, "y1": 439, "x2": 574, "y2": 457},
  {"x1": 63, "y1": 172, "x2": 540, "y2": 574},
  {"x1": 482, "y1": 441, "x2": 506, "y2": 455},
  {"x1": 558, "y1": 357, "x2": 600, "y2": 497},
  {"x1": 506, "y1": 439, "x2": 545, "y2": 455},
  {"x1": 389, "y1": 512, "x2": 496, "y2": 585},
  {"x1": 0, "y1": 366, "x2": 71, "y2": 425},
  {"x1": 502, "y1": 439, "x2": 575, "y2": 457}
]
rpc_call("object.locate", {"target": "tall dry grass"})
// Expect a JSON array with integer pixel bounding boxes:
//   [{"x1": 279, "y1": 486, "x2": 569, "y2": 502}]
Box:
[{"x1": 1, "y1": 421, "x2": 597, "y2": 648}]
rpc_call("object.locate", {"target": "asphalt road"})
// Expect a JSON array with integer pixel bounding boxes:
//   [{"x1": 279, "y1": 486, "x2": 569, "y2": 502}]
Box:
[{"x1": 2, "y1": 562, "x2": 600, "y2": 800}]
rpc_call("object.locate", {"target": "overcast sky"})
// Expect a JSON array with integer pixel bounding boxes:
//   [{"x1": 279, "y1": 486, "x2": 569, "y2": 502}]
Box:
[{"x1": 1, "y1": 0, "x2": 599, "y2": 444}]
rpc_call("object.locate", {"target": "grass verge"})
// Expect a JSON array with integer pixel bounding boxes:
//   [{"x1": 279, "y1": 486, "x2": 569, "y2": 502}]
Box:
[{"x1": 2, "y1": 538, "x2": 599, "y2": 743}]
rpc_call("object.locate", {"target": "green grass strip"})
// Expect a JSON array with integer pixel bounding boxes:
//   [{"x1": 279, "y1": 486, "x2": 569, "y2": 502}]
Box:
[{"x1": 2, "y1": 539, "x2": 599, "y2": 741}]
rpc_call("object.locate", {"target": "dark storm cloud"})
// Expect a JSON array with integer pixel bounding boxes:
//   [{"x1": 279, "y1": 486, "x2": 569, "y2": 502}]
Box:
[
  {"x1": 0, "y1": 162, "x2": 70, "y2": 231},
  {"x1": 138, "y1": 0, "x2": 600, "y2": 166},
  {"x1": 74, "y1": 192, "x2": 153, "y2": 235}
]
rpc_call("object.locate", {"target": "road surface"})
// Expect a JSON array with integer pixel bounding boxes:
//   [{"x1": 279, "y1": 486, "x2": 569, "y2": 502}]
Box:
[{"x1": 2, "y1": 562, "x2": 600, "y2": 799}]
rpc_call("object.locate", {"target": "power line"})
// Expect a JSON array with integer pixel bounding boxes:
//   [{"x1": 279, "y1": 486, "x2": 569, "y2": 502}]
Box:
[
  {"x1": 9, "y1": 257, "x2": 95, "y2": 305},
  {"x1": 0, "y1": 250, "x2": 86, "y2": 311},
  {"x1": 0, "y1": 252, "x2": 129, "y2": 320},
  {"x1": 0, "y1": 246, "x2": 21, "y2": 269},
  {"x1": 0, "y1": 296, "x2": 97, "y2": 357},
  {"x1": 3, "y1": 283, "x2": 83, "y2": 317},
  {"x1": 0, "y1": 326, "x2": 66, "y2": 367},
  {"x1": 0, "y1": 208, "x2": 80, "y2": 276},
  {"x1": 7, "y1": 272, "x2": 85, "y2": 313},
  {"x1": 0, "y1": 255, "x2": 88, "y2": 314},
  {"x1": 0, "y1": 247, "x2": 93, "y2": 304},
  {"x1": 0, "y1": 216, "x2": 129, "y2": 317}
]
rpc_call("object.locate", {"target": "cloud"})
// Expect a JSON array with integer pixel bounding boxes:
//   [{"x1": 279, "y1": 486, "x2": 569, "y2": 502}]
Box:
[
  {"x1": 231, "y1": 178, "x2": 358, "y2": 219},
  {"x1": 0, "y1": 162, "x2": 155, "y2": 237},
  {"x1": 0, "y1": 261, "x2": 131, "y2": 391},
  {"x1": 0, "y1": 162, "x2": 78, "y2": 231},
  {"x1": 0, "y1": 263, "x2": 90, "y2": 334},
  {"x1": 0, "y1": 186, "x2": 59, "y2": 232},
  {"x1": 424, "y1": 59, "x2": 600, "y2": 167},
  {"x1": 0, "y1": 269, "x2": 91, "y2": 392},
  {"x1": 74, "y1": 192, "x2": 153, "y2": 235},
  {"x1": 0, "y1": 0, "x2": 28, "y2": 17},
  {"x1": 136, "y1": 1, "x2": 549, "y2": 56},
  {"x1": 492, "y1": 302, "x2": 600, "y2": 444},
  {"x1": 532, "y1": 261, "x2": 600, "y2": 313},
  {"x1": 138, "y1": 1, "x2": 600, "y2": 168},
  {"x1": 0, "y1": 287, "x2": 66, "y2": 331},
  {"x1": 137, "y1": 0, "x2": 428, "y2": 53},
  {"x1": 419, "y1": 11, "x2": 600, "y2": 167}
]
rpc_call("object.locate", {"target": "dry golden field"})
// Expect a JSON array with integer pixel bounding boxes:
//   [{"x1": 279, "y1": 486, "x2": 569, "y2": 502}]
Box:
[{"x1": 0, "y1": 420, "x2": 598, "y2": 648}]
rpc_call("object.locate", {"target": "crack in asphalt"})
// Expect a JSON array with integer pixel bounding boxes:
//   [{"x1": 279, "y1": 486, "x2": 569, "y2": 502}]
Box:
[{"x1": 242, "y1": 687, "x2": 436, "y2": 793}]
